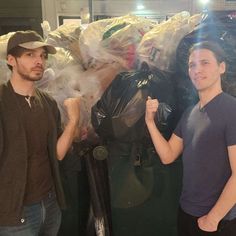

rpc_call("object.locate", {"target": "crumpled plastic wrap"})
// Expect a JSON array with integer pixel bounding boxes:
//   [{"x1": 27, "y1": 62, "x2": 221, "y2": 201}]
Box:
[
  {"x1": 45, "y1": 22, "x2": 83, "y2": 63},
  {"x1": 137, "y1": 11, "x2": 202, "y2": 72},
  {"x1": 42, "y1": 64, "x2": 82, "y2": 126},
  {"x1": 0, "y1": 32, "x2": 15, "y2": 84},
  {"x1": 36, "y1": 47, "x2": 78, "y2": 89},
  {"x1": 0, "y1": 32, "x2": 14, "y2": 59},
  {"x1": 41, "y1": 20, "x2": 51, "y2": 38},
  {"x1": 0, "y1": 59, "x2": 10, "y2": 85},
  {"x1": 41, "y1": 62, "x2": 123, "y2": 141},
  {"x1": 79, "y1": 14, "x2": 155, "y2": 69}
]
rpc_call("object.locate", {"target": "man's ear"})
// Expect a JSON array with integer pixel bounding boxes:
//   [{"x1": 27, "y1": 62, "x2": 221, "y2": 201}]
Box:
[
  {"x1": 7, "y1": 54, "x2": 16, "y2": 67},
  {"x1": 220, "y1": 61, "x2": 226, "y2": 75}
]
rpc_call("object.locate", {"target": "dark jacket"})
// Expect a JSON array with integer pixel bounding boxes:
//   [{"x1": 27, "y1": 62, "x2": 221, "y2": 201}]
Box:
[{"x1": 0, "y1": 81, "x2": 66, "y2": 226}]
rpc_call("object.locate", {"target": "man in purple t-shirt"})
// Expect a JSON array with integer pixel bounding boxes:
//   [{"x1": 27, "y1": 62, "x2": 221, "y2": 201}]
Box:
[{"x1": 145, "y1": 41, "x2": 236, "y2": 236}]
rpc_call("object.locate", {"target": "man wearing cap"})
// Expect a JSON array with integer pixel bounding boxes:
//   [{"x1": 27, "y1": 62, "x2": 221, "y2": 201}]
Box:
[{"x1": 0, "y1": 30, "x2": 80, "y2": 235}]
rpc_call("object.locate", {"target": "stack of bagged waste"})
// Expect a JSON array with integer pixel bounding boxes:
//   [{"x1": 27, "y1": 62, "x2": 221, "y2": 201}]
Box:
[
  {"x1": 42, "y1": 22, "x2": 125, "y2": 140},
  {"x1": 137, "y1": 11, "x2": 202, "y2": 72},
  {"x1": 0, "y1": 12, "x2": 203, "y2": 141},
  {"x1": 45, "y1": 21, "x2": 84, "y2": 63},
  {"x1": 79, "y1": 14, "x2": 155, "y2": 69},
  {"x1": 5, "y1": 11, "x2": 236, "y2": 235}
]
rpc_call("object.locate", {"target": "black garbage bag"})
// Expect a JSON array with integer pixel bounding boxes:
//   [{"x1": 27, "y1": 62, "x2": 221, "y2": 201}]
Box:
[
  {"x1": 91, "y1": 64, "x2": 182, "y2": 236},
  {"x1": 91, "y1": 63, "x2": 176, "y2": 142}
]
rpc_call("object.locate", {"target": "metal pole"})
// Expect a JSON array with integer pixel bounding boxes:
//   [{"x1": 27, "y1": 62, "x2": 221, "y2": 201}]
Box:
[{"x1": 88, "y1": 0, "x2": 93, "y2": 22}]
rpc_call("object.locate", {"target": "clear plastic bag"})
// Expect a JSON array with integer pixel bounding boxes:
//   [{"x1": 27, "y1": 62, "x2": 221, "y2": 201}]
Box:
[
  {"x1": 79, "y1": 14, "x2": 154, "y2": 69},
  {"x1": 137, "y1": 12, "x2": 201, "y2": 72}
]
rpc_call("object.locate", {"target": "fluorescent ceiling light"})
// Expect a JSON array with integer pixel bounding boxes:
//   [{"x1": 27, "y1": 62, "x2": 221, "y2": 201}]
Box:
[
  {"x1": 199, "y1": 0, "x2": 210, "y2": 4},
  {"x1": 137, "y1": 4, "x2": 145, "y2": 10}
]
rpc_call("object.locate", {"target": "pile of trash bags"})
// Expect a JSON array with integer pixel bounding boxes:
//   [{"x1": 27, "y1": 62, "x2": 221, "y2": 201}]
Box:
[
  {"x1": 137, "y1": 11, "x2": 201, "y2": 72},
  {"x1": 0, "y1": 12, "x2": 201, "y2": 139},
  {"x1": 0, "y1": 12, "x2": 201, "y2": 142},
  {"x1": 2, "y1": 10, "x2": 236, "y2": 236}
]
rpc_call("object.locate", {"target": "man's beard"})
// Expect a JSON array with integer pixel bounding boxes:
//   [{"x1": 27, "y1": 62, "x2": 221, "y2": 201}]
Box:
[{"x1": 17, "y1": 68, "x2": 43, "y2": 82}]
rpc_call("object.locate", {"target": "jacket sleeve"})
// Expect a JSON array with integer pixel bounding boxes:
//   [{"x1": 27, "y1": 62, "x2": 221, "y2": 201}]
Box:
[{"x1": 0, "y1": 114, "x2": 3, "y2": 158}]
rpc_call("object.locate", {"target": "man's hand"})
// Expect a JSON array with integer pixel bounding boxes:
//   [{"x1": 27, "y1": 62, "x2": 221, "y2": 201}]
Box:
[
  {"x1": 145, "y1": 96, "x2": 159, "y2": 124},
  {"x1": 198, "y1": 214, "x2": 219, "y2": 232}
]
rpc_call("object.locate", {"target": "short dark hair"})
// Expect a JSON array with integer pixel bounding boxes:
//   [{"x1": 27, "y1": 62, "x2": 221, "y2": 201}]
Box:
[
  {"x1": 7, "y1": 46, "x2": 27, "y2": 71},
  {"x1": 189, "y1": 41, "x2": 226, "y2": 64}
]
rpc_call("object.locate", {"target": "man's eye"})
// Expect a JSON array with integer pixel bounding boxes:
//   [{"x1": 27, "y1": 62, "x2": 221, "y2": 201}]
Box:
[
  {"x1": 42, "y1": 54, "x2": 48, "y2": 59},
  {"x1": 26, "y1": 53, "x2": 33, "y2": 57}
]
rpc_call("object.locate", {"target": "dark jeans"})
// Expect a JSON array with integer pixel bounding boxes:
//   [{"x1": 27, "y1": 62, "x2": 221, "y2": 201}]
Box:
[
  {"x1": 178, "y1": 207, "x2": 236, "y2": 236},
  {"x1": 0, "y1": 190, "x2": 61, "y2": 236}
]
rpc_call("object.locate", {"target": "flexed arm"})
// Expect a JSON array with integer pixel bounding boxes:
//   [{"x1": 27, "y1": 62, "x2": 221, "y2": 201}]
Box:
[
  {"x1": 57, "y1": 97, "x2": 80, "y2": 160},
  {"x1": 145, "y1": 96, "x2": 183, "y2": 164}
]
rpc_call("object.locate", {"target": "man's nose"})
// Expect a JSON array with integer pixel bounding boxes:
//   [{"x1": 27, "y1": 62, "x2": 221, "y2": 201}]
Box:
[
  {"x1": 194, "y1": 64, "x2": 202, "y2": 73},
  {"x1": 35, "y1": 56, "x2": 44, "y2": 65}
]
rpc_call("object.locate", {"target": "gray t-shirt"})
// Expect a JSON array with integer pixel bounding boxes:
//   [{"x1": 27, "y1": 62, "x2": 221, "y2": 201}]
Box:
[{"x1": 174, "y1": 92, "x2": 236, "y2": 220}]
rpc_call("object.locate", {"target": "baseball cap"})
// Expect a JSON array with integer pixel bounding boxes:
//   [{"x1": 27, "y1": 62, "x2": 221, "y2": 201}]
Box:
[{"x1": 7, "y1": 30, "x2": 56, "y2": 55}]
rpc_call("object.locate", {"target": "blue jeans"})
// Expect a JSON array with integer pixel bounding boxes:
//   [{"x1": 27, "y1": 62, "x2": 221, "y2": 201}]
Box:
[{"x1": 0, "y1": 190, "x2": 61, "y2": 236}]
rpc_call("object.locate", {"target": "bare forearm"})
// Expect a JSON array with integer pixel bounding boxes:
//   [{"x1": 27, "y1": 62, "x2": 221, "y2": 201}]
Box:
[
  {"x1": 146, "y1": 121, "x2": 179, "y2": 164},
  {"x1": 145, "y1": 97, "x2": 182, "y2": 164},
  {"x1": 56, "y1": 122, "x2": 78, "y2": 161},
  {"x1": 208, "y1": 174, "x2": 236, "y2": 223},
  {"x1": 56, "y1": 97, "x2": 80, "y2": 160}
]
